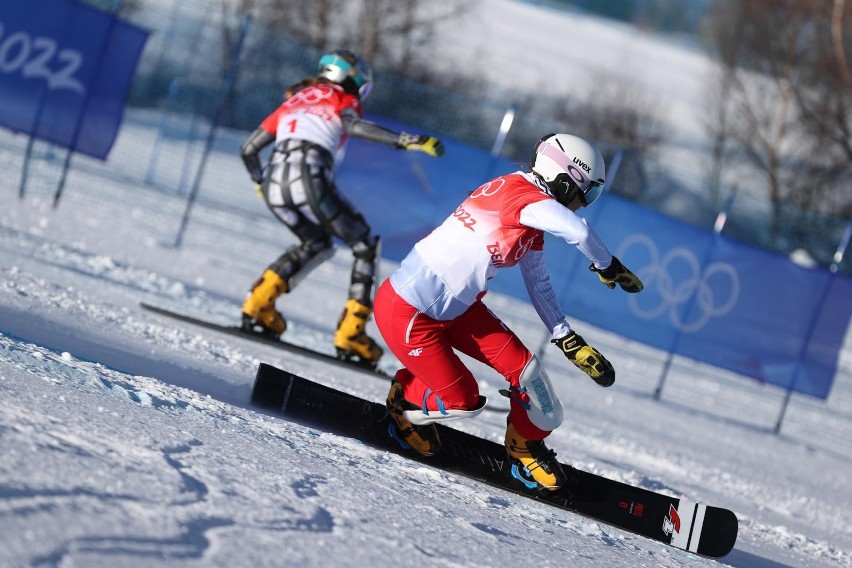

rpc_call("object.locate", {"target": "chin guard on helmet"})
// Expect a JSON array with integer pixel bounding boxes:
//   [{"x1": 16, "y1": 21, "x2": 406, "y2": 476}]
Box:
[{"x1": 531, "y1": 133, "x2": 606, "y2": 207}]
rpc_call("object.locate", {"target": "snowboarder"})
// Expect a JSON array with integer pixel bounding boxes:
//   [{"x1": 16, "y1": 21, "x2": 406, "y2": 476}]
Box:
[
  {"x1": 239, "y1": 49, "x2": 444, "y2": 366},
  {"x1": 373, "y1": 133, "x2": 644, "y2": 491}
]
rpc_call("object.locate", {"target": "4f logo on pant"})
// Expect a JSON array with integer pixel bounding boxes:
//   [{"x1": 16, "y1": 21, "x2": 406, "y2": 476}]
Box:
[{"x1": 408, "y1": 348, "x2": 423, "y2": 356}]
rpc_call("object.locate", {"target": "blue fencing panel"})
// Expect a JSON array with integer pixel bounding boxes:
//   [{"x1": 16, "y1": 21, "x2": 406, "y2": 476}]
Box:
[
  {"x1": 0, "y1": 0, "x2": 148, "y2": 159},
  {"x1": 539, "y1": 194, "x2": 851, "y2": 399},
  {"x1": 339, "y1": 129, "x2": 510, "y2": 260},
  {"x1": 796, "y1": 271, "x2": 852, "y2": 397},
  {"x1": 339, "y1": 117, "x2": 851, "y2": 400}
]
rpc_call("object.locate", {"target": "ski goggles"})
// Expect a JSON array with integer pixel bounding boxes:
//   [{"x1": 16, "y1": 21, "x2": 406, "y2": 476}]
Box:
[
  {"x1": 537, "y1": 142, "x2": 605, "y2": 206},
  {"x1": 581, "y1": 180, "x2": 604, "y2": 206},
  {"x1": 318, "y1": 54, "x2": 373, "y2": 99}
]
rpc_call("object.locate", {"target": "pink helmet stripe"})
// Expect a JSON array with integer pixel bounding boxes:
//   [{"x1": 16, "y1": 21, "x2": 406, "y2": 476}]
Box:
[{"x1": 538, "y1": 141, "x2": 590, "y2": 187}]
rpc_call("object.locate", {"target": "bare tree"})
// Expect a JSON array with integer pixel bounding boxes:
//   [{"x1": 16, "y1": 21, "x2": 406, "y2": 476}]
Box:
[
  {"x1": 833, "y1": 0, "x2": 852, "y2": 84},
  {"x1": 250, "y1": 0, "x2": 339, "y2": 49},
  {"x1": 238, "y1": 0, "x2": 471, "y2": 82},
  {"x1": 544, "y1": 78, "x2": 667, "y2": 158},
  {"x1": 700, "y1": 1, "x2": 745, "y2": 211},
  {"x1": 790, "y1": 0, "x2": 852, "y2": 218},
  {"x1": 701, "y1": 0, "x2": 850, "y2": 245},
  {"x1": 702, "y1": 0, "x2": 852, "y2": 239},
  {"x1": 704, "y1": 64, "x2": 737, "y2": 210}
]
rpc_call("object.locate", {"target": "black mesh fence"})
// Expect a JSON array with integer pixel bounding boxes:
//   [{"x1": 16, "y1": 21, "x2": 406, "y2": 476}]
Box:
[{"x1": 21, "y1": 0, "x2": 852, "y2": 275}]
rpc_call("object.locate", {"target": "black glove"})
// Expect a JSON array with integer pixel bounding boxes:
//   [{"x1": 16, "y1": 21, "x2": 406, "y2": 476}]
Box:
[
  {"x1": 552, "y1": 332, "x2": 615, "y2": 387},
  {"x1": 398, "y1": 132, "x2": 445, "y2": 157},
  {"x1": 590, "y1": 256, "x2": 643, "y2": 293}
]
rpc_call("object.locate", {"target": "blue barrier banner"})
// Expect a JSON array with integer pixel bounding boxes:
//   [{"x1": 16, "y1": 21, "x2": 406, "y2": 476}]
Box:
[
  {"x1": 0, "y1": 0, "x2": 148, "y2": 159},
  {"x1": 342, "y1": 128, "x2": 851, "y2": 400},
  {"x1": 540, "y1": 194, "x2": 851, "y2": 399}
]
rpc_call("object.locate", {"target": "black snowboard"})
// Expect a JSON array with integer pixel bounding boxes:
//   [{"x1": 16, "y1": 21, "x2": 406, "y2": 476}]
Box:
[
  {"x1": 140, "y1": 302, "x2": 391, "y2": 378},
  {"x1": 250, "y1": 362, "x2": 738, "y2": 558}
]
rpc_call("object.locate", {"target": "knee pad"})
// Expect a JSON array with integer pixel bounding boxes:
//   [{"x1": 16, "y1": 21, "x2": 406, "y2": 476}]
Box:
[
  {"x1": 349, "y1": 235, "x2": 381, "y2": 304},
  {"x1": 352, "y1": 234, "x2": 380, "y2": 260},
  {"x1": 270, "y1": 238, "x2": 334, "y2": 290},
  {"x1": 517, "y1": 355, "x2": 563, "y2": 431}
]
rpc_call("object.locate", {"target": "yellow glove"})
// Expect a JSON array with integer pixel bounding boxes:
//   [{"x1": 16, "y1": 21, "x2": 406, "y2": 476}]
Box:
[
  {"x1": 552, "y1": 332, "x2": 615, "y2": 387},
  {"x1": 253, "y1": 181, "x2": 264, "y2": 200},
  {"x1": 590, "y1": 256, "x2": 643, "y2": 293},
  {"x1": 398, "y1": 132, "x2": 444, "y2": 157}
]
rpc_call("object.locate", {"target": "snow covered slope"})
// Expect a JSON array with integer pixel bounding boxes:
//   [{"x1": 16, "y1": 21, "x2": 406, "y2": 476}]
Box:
[{"x1": 1, "y1": 122, "x2": 851, "y2": 567}]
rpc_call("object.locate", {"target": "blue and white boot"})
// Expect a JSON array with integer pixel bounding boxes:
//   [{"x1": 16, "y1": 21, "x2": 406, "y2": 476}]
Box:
[{"x1": 505, "y1": 422, "x2": 567, "y2": 491}]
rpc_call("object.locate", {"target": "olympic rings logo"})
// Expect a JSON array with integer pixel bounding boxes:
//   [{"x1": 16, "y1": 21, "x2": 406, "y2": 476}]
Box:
[
  {"x1": 619, "y1": 234, "x2": 740, "y2": 333},
  {"x1": 285, "y1": 84, "x2": 335, "y2": 106},
  {"x1": 470, "y1": 177, "x2": 506, "y2": 199}
]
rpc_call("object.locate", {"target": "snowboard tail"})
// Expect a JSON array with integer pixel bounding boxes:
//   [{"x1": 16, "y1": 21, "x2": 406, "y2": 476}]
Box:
[{"x1": 250, "y1": 362, "x2": 738, "y2": 558}]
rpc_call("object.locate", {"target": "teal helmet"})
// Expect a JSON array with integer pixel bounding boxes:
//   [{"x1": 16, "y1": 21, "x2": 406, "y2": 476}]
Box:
[{"x1": 317, "y1": 49, "x2": 374, "y2": 99}]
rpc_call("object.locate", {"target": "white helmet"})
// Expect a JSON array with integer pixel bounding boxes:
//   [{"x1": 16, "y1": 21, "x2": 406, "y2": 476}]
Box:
[
  {"x1": 531, "y1": 133, "x2": 606, "y2": 206},
  {"x1": 317, "y1": 49, "x2": 374, "y2": 99}
]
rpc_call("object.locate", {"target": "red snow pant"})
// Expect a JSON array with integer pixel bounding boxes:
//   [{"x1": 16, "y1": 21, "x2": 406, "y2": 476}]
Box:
[{"x1": 373, "y1": 279, "x2": 550, "y2": 440}]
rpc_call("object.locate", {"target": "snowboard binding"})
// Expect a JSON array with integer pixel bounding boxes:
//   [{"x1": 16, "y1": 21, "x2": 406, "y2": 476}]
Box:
[{"x1": 335, "y1": 347, "x2": 379, "y2": 370}]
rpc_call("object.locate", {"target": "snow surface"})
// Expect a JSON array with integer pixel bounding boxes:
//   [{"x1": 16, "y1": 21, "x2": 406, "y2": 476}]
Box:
[
  {"x1": 2, "y1": 113, "x2": 852, "y2": 568},
  {"x1": 2, "y1": 2, "x2": 852, "y2": 567}
]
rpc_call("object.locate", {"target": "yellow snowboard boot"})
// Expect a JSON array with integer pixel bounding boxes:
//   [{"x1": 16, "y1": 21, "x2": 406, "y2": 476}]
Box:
[
  {"x1": 241, "y1": 269, "x2": 287, "y2": 337},
  {"x1": 505, "y1": 422, "x2": 567, "y2": 491},
  {"x1": 333, "y1": 299, "x2": 383, "y2": 365},
  {"x1": 386, "y1": 378, "x2": 442, "y2": 457}
]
